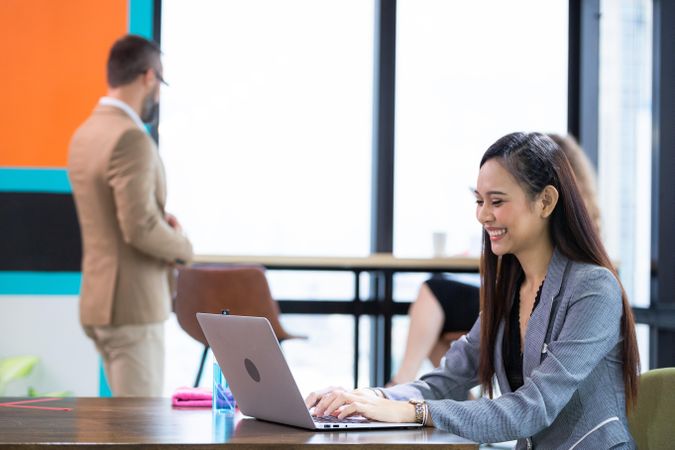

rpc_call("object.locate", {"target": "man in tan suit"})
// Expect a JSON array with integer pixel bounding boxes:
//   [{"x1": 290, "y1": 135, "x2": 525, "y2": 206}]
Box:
[{"x1": 68, "y1": 35, "x2": 193, "y2": 396}]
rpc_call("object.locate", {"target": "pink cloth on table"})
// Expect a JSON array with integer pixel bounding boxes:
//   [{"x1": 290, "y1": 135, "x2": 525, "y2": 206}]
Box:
[{"x1": 172, "y1": 386, "x2": 212, "y2": 408}]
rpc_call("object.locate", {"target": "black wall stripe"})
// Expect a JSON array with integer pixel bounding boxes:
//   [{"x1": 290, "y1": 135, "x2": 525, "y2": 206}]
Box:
[{"x1": 0, "y1": 192, "x2": 82, "y2": 271}]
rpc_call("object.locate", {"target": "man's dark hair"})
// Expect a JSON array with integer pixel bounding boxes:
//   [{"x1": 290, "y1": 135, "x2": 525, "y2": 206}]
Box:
[{"x1": 107, "y1": 34, "x2": 162, "y2": 88}]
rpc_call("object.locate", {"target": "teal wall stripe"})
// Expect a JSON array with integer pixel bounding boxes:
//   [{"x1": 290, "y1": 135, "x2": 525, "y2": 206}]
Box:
[
  {"x1": 0, "y1": 168, "x2": 71, "y2": 193},
  {"x1": 99, "y1": 359, "x2": 112, "y2": 397},
  {"x1": 129, "y1": 0, "x2": 154, "y2": 38},
  {"x1": 0, "y1": 272, "x2": 81, "y2": 295}
]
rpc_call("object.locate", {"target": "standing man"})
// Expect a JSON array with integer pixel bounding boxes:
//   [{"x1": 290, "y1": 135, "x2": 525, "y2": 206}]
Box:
[{"x1": 68, "y1": 34, "x2": 193, "y2": 396}]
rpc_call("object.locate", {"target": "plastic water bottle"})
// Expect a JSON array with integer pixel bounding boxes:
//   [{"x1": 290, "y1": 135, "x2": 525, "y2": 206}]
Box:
[
  {"x1": 212, "y1": 362, "x2": 236, "y2": 415},
  {"x1": 212, "y1": 363, "x2": 235, "y2": 442}
]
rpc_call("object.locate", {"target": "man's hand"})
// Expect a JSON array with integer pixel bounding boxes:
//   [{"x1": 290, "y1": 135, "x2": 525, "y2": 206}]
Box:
[{"x1": 165, "y1": 213, "x2": 182, "y2": 232}]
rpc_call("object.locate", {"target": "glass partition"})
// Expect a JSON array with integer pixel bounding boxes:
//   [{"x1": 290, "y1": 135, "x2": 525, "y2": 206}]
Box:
[
  {"x1": 160, "y1": 0, "x2": 374, "y2": 259},
  {"x1": 598, "y1": 0, "x2": 653, "y2": 308},
  {"x1": 394, "y1": 0, "x2": 568, "y2": 259}
]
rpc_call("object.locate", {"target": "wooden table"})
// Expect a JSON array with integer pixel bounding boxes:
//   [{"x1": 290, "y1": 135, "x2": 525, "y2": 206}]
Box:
[
  {"x1": 194, "y1": 254, "x2": 480, "y2": 272},
  {"x1": 0, "y1": 398, "x2": 478, "y2": 449},
  {"x1": 192, "y1": 254, "x2": 480, "y2": 386}
]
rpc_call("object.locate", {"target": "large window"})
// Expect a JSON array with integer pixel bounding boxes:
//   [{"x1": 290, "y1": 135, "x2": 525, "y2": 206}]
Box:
[
  {"x1": 598, "y1": 0, "x2": 652, "y2": 308},
  {"x1": 157, "y1": 0, "x2": 659, "y2": 392},
  {"x1": 389, "y1": 2, "x2": 569, "y2": 358},
  {"x1": 598, "y1": 0, "x2": 653, "y2": 370},
  {"x1": 394, "y1": 0, "x2": 568, "y2": 259},
  {"x1": 160, "y1": 0, "x2": 376, "y2": 394},
  {"x1": 390, "y1": 0, "x2": 567, "y2": 379},
  {"x1": 160, "y1": 0, "x2": 374, "y2": 259}
]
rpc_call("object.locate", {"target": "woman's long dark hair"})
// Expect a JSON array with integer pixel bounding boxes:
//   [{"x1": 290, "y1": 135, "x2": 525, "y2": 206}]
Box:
[{"x1": 477, "y1": 132, "x2": 639, "y2": 411}]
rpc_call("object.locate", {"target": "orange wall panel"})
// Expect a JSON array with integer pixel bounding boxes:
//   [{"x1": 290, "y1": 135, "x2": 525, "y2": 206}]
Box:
[{"x1": 0, "y1": 0, "x2": 127, "y2": 167}]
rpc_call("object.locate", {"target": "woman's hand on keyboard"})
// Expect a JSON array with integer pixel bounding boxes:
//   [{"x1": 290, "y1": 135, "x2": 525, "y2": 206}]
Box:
[
  {"x1": 305, "y1": 387, "x2": 416, "y2": 423},
  {"x1": 305, "y1": 386, "x2": 347, "y2": 413}
]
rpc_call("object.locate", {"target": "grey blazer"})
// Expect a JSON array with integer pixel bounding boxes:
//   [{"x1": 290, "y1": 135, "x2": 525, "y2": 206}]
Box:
[{"x1": 383, "y1": 249, "x2": 636, "y2": 450}]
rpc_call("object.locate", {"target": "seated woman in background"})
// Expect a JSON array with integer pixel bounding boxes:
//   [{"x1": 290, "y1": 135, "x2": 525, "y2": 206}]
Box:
[
  {"x1": 388, "y1": 133, "x2": 602, "y2": 386},
  {"x1": 306, "y1": 132, "x2": 639, "y2": 449}
]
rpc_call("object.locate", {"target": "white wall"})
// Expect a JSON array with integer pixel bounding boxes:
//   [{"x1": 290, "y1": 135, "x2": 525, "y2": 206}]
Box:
[
  {"x1": 0, "y1": 295, "x2": 98, "y2": 396},
  {"x1": 0, "y1": 294, "x2": 229, "y2": 398}
]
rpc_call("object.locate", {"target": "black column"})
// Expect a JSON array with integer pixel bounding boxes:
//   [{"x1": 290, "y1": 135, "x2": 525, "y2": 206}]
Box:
[
  {"x1": 650, "y1": 0, "x2": 675, "y2": 367},
  {"x1": 151, "y1": 0, "x2": 163, "y2": 144},
  {"x1": 371, "y1": 0, "x2": 396, "y2": 255},
  {"x1": 370, "y1": 0, "x2": 397, "y2": 387},
  {"x1": 568, "y1": 0, "x2": 600, "y2": 167}
]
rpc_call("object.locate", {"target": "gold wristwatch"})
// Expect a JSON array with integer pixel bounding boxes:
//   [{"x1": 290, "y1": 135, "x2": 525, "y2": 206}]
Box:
[{"x1": 408, "y1": 399, "x2": 426, "y2": 424}]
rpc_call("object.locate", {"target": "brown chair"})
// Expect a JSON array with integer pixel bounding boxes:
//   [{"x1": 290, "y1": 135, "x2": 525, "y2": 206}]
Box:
[{"x1": 174, "y1": 264, "x2": 303, "y2": 386}]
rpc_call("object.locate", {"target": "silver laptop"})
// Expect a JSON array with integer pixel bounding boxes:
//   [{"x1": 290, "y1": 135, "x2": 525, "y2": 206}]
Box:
[{"x1": 196, "y1": 313, "x2": 422, "y2": 430}]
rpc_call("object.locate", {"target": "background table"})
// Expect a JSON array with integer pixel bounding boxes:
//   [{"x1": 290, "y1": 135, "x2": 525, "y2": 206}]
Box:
[
  {"x1": 0, "y1": 397, "x2": 478, "y2": 449},
  {"x1": 193, "y1": 254, "x2": 480, "y2": 386}
]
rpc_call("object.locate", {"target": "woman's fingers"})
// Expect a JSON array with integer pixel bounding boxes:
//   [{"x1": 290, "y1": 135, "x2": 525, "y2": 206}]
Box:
[
  {"x1": 309, "y1": 390, "x2": 413, "y2": 424},
  {"x1": 315, "y1": 390, "x2": 350, "y2": 416},
  {"x1": 324, "y1": 392, "x2": 358, "y2": 417},
  {"x1": 304, "y1": 391, "x2": 321, "y2": 408},
  {"x1": 322, "y1": 391, "x2": 374, "y2": 417},
  {"x1": 313, "y1": 390, "x2": 339, "y2": 416},
  {"x1": 337, "y1": 395, "x2": 413, "y2": 424},
  {"x1": 307, "y1": 388, "x2": 381, "y2": 417},
  {"x1": 304, "y1": 386, "x2": 343, "y2": 409},
  {"x1": 336, "y1": 401, "x2": 362, "y2": 419},
  {"x1": 312, "y1": 391, "x2": 333, "y2": 416}
]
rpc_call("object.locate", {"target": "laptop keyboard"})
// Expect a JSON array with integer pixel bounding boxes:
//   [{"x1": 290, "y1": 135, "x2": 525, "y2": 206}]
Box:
[{"x1": 314, "y1": 415, "x2": 369, "y2": 424}]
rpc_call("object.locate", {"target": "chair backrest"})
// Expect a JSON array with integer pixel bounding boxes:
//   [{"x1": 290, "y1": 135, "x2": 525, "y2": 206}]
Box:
[
  {"x1": 174, "y1": 264, "x2": 297, "y2": 346},
  {"x1": 628, "y1": 367, "x2": 675, "y2": 449}
]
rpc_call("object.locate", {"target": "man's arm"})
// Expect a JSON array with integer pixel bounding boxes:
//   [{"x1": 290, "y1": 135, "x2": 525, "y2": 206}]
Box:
[{"x1": 107, "y1": 128, "x2": 193, "y2": 264}]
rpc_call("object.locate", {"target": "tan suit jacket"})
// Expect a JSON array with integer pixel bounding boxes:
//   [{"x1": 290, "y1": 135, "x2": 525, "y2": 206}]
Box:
[{"x1": 68, "y1": 104, "x2": 193, "y2": 326}]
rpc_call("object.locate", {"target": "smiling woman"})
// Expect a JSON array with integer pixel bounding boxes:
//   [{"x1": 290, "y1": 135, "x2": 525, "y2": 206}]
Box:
[
  {"x1": 476, "y1": 133, "x2": 638, "y2": 400},
  {"x1": 475, "y1": 159, "x2": 559, "y2": 261},
  {"x1": 307, "y1": 132, "x2": 641, "y2": 449}
]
